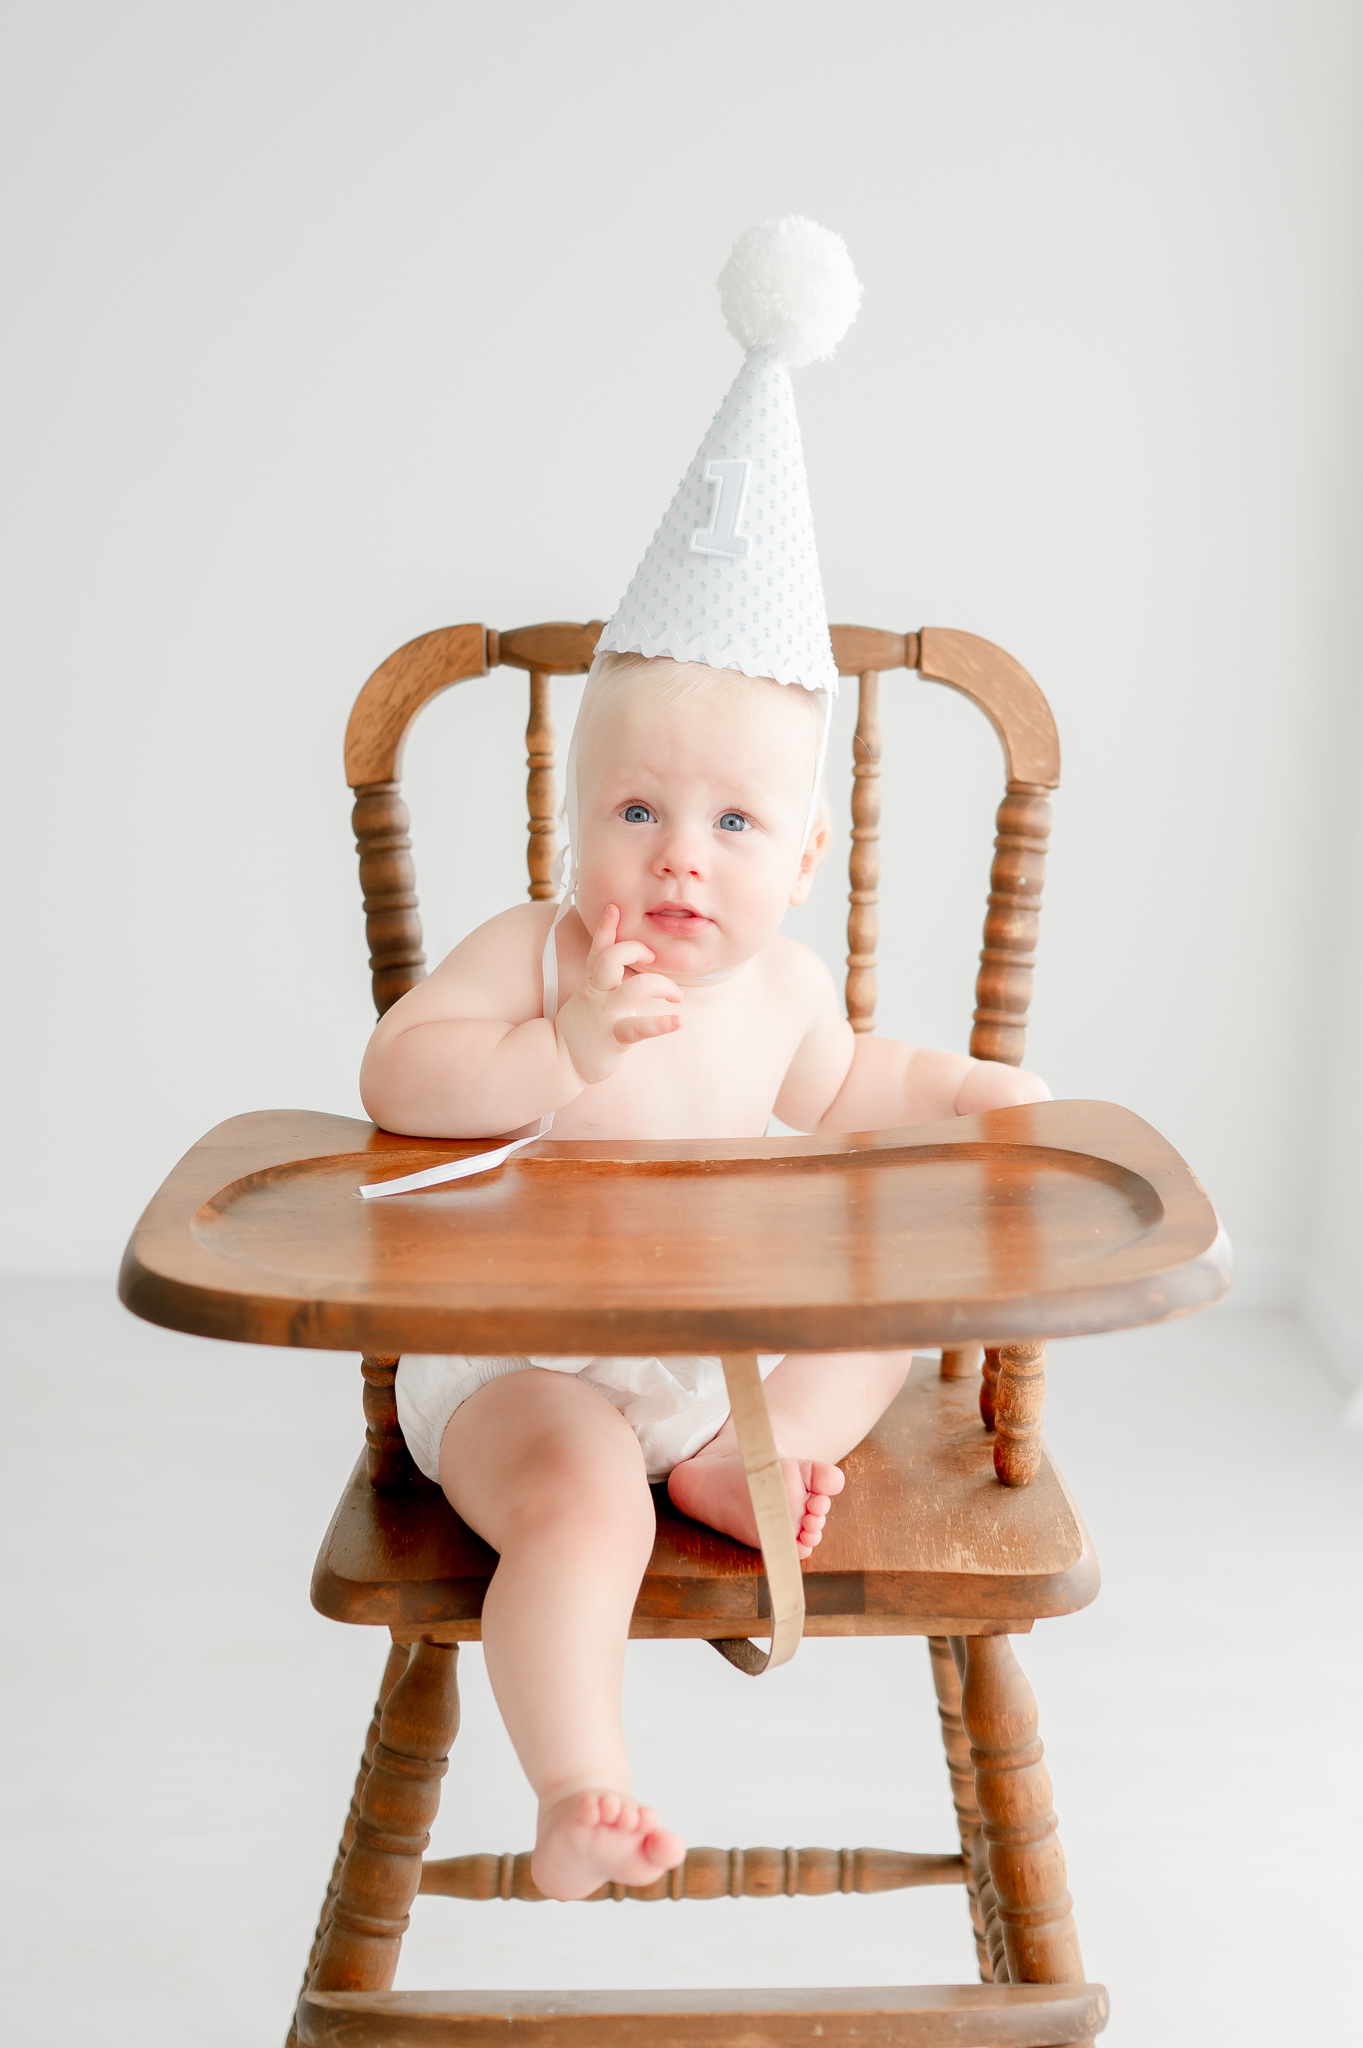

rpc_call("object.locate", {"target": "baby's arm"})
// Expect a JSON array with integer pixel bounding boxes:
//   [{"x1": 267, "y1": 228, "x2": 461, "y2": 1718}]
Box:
[
  {"x1": 360, "y1": 903, "x2": 680, "y2": 1137},
  {"x1": 773, "y1": 949, "x2": 1050, "y2": 1134}
]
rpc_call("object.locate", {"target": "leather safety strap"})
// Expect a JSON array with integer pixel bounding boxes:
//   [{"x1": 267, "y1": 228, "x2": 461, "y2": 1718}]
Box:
[{"x1": 707, "y1": 1351, "x2": 806, "y2": 1676}]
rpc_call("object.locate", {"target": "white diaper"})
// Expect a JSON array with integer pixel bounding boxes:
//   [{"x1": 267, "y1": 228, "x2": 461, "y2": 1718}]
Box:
[{"x1": 395, "y1": 1351, "x2": 785, "y2": 1484}]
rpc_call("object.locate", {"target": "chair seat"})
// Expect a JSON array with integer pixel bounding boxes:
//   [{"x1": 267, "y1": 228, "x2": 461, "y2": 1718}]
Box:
[
  {"x1": 296, "y1": 1980, "x2": 1110, "y2": 2046},
  {"x1": 311, "y1": 1359, "x2": 1098, "y2": 1639}
]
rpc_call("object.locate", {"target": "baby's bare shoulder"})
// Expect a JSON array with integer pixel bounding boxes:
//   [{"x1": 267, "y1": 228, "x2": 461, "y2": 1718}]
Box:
[
  {"x1": 760, "y1": 934, "x2": 841, "y2": 1019},
  {"x1": 380, "y1": 901, "x2": 559, "y2": 1031}
]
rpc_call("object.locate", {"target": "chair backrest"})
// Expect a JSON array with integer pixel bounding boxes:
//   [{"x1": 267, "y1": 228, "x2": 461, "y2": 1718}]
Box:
[{"x1": 343, "y1": 623, "x2": 1060, "y2": 1064}]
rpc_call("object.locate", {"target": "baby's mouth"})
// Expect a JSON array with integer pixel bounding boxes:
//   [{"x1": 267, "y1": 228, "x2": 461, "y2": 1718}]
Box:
[{"x1": 646, "y1": 903, "x2": 712, "y2": 936}]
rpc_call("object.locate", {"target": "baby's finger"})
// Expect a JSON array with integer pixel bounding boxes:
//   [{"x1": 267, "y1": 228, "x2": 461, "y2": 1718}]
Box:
[
  {"x1": 611, "y1": 969, "x2": 681, "y2": 1006},
  {"x1": 590, "y1": 938, "x2": 659, "y2": 991},
  {"x1": 584, "y1": 904, "x2": 621, "y2": 971},
  {"x1": 614, "y1": 1014, "x2": 682, "y2": 1045}
]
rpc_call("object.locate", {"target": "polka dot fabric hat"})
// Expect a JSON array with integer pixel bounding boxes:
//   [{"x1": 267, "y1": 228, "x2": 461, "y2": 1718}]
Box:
[{"x1": 598, "y1": 217, "x2": 861, "y2": 698}]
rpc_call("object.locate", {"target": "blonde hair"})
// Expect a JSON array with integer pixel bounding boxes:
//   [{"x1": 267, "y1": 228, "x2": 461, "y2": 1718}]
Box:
[{"x1": 582, "y1": 648, "x2": 826, "y2": 727}]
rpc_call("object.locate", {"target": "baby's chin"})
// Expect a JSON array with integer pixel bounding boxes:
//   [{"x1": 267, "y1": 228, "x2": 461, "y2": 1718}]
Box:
[{"x1": 643, "y1": 933, "x2": 758, "y2": 986}]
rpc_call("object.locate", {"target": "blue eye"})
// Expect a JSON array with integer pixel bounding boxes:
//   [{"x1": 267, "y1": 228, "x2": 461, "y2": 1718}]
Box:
[
  {"x1": 717, "y1": 811, "x2": 750, "y2": 832},
  {"x1": 621, "y1": 803, "x2": 654, "y2": 824}
]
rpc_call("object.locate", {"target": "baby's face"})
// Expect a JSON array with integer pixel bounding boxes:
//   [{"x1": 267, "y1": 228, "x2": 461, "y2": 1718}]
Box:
[{"x1": 574, "y1": 673, "x2": 820, "y2": 980}]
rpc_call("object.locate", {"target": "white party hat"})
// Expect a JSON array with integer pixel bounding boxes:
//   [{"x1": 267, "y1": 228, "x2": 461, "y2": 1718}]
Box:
[{"x1": 597, "y1": 217, "x2": 861, "y2": 697}]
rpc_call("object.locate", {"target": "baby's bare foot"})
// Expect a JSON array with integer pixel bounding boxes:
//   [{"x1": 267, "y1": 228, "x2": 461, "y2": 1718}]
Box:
[
  {"x1": 532, "y1": 1790, "x2": 685, "y2": 1903},
  {"x1": 667, "y1": 1452, "x2": 845, "y2": 1558}
]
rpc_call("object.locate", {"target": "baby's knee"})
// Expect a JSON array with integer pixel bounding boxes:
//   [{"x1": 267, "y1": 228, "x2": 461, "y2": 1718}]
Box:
[{"x1": 505, "y1": 1455, "x2": 656, "y2": 1560}]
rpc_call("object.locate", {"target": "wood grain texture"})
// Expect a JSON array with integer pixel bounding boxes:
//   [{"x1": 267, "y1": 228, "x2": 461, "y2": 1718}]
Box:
[
  {"x1": 310, "y1": 1642, "x2": 460, "y2": 1997},
  {"x1": 970, "y1": 788, "x2": 1052, "y2": 1067},
  {"x1": 352, "y1": 785, "x2": 426, "y2": 1017},
  {"x1": 928, "y1": 1636, "x2": 991, "y2": 1980},
  {"x1": 344, "y1": 626, "x2": 488, "y2": 788},
  {"x1": 916, "y1": 631, "x2": 1060, "y2": 789},
  {"x1": 119, "y1": 1101, "x2": 1230, "y2": 1358},
  {"x1": 495, "y1": 621, "x2": 606, "y2": 673},
  {"x1": 296, "y1": 1981, "x2": 1110, "y2": 2047},
  {"x1": 961, "y1": 1635, "x2": 1085, "y2": 1991},
  {"x1": 846, "y1": 671, "x2": 881, "y2": 1033},
  {"x1": 307, "y1": 1362, "x2": 1097, "y2": 1634},
  {"x1": 829, "y1": 626, "x2": 915, "y2": 677},
  {"x1": 993, "y1": 1343, "x2": 1047, "y2": 1487},
  {"x1": 525, "y1": 672, "x2": 557, "y2": 900},
  {"x1": 419, "y1": 1844, "x2": 963, "y2": 1905}
]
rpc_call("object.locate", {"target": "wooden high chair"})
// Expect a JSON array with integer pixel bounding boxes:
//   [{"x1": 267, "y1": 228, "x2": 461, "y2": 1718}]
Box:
[
  {"x1": 321, "y1": 617, "x2": 1085, "y2": 2042},
  {"x1": 118, "y1": 619, "x2": 1227, "y2": 2046}
]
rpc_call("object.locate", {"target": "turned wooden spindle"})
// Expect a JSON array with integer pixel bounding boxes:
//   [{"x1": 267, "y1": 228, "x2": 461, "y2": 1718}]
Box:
[
  {"x1": 361, "y1": 1356, "x2": 417, "y2": 1494},
  {"x1": 526, "y1": 670, "x2": 558, "y2": 899},
  {"x1": 287, "y1": 1639, "x2": 411, "y2": 2046},
  {"x1": 960, "y1": 1634, "x2": 1085, "y2": 1991},
  {"x1": 993, "y1": 1340, "x2": 1047, "y2": 1486},
  {"x1": 973, "y1": 1831, "x2": 1009, "y2": 1982},
  {"x1": 980, "y1": 1347, "x2": 1001, "y2": 1430},
  {"x1": 969, "y1": 783, "x2": 1052, "y2": 1066},
  {"x1": 845, "y1": 670, "x2": 881, "y2": 1032},
  {"x1": 418, "y1": 1842, "x2": 963, "y2": 1905},
  {"x1": 940, "y1": 1343, "x2": 983, "y2": 1381},
  {"x1": 927, "y1": 1636, "x2": 991, "y2": 1979},
  {"x1": 352, "y1": 782, "x2": 427, "y2": 1017},
  {"x1": 309, "y1": 1640, "x2": 461, "y2": 1996}
]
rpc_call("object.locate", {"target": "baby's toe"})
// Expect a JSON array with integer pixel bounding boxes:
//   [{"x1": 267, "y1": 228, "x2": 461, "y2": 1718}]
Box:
[
  {"x1": 810, "y1": 1461, "x2": 845, "y2": 1498},
  {"x1": 643, "y1": 1825, "x2": 686, "y2": 1870},
  {"x1": 597, "y1": 1792, "x2": 622, "y2": 1825}
]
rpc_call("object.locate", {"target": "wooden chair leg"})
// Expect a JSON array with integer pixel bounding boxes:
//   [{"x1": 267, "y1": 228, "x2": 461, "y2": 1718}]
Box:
[
  {"x1": 971, "y1": 1830, "x2": 1009, "y2": 1982},
  {"x1": 958, "y1": 1634, "x2": 1086, "y2": 1995},
  {"x1": 304, "y1": 1639, "x2": 461, "y2": 2004},
  {"x1": 939, "y1": 1343, "x2": 982, "y2": 1380},
  {"x1": 927, "y1": 1637, "x2": 991, "y2": 1980},
  {"x1": 285, "y1": 1639, "x2": 411, "y2": 2046},
  {"x1": 980, "y1": 1348, "x2": 1000, "y2": 1430}
]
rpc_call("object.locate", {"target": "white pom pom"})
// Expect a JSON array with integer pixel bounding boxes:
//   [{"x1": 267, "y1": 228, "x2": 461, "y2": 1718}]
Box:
[{"x1": 718, "y1": 216, "x2": 862, "y2": 369}]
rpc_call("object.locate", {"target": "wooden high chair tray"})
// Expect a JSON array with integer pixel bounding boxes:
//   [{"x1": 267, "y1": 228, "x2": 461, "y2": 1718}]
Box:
[{"x1": 120, "y1": 1098, "x2": 1229, "y2": 1355}]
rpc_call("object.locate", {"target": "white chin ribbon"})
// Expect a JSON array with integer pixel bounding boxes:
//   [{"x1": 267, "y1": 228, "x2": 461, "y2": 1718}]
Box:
[{"x1": 359, "y1": 674, "x2": 832, "y2": 1199}]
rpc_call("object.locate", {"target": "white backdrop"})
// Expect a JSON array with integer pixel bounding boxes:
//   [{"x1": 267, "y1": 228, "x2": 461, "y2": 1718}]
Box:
[{"x1": 3, "y1": 2, "x2": 1360, "y2": 1389}]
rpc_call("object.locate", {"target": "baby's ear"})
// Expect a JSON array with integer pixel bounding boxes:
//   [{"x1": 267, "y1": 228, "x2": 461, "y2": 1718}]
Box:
[{"x1": 789, "y1": 816, "x2": 832, "y2": 906}]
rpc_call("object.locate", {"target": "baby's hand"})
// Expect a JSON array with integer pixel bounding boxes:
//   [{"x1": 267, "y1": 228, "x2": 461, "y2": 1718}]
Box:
[
  {"x1": 954, "y1": 1059, "x2": 1051, "y2": 1116},
  {"x1": 556, "y1": 906, "x2": 683, "y2": 1086}
]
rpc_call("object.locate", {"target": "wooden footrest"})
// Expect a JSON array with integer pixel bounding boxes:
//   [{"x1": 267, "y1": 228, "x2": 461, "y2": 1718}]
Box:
[
  {"x1": 297, "y1": 1982, "x2": 1110, "y2": 2046},
  {"x1": 419, "y1": 1845, "x2": 965, "y2": 1903}
]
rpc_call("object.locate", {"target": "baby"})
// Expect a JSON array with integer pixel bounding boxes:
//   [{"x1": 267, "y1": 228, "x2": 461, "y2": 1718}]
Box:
[{"x1": 360, "y1": 648, "x2": 1049, "y2": 1903}]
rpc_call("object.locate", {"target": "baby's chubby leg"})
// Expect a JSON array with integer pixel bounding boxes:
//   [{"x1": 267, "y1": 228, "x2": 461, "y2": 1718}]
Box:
[
  {"x1": 439, "y1": 1371, "x2": 684, "y2": 1901},
  {"x1": 667, "y1": 1350, "x2": 911, "y2": 1557}
]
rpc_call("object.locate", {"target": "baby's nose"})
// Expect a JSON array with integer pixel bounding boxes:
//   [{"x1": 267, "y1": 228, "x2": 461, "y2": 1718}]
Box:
[{"x1": 655, "y1": 829, "x2": 707, "y2": 878}]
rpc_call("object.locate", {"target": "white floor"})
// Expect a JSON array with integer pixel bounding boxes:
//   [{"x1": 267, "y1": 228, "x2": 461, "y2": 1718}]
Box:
[{"x1": 1, "y1": 1277, "x2": 1357, "y2": 2045}]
